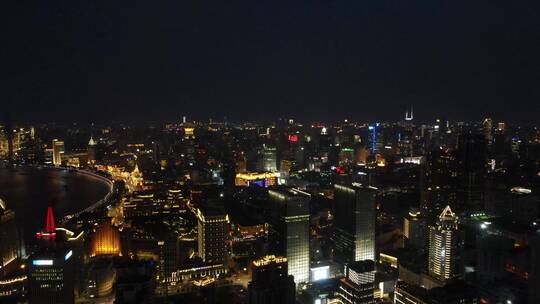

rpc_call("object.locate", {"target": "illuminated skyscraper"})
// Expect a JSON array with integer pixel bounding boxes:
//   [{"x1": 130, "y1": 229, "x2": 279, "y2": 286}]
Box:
[
  {"x1": 0, "y1": 198, "x2": 18, "y2": 276},
  {"x1": 337, "y1": 260, "x2": 376, "y2": 304},
  {"x1": 332, "y1": 183, "x2": 376, "y2": 264},
  {"x1": 248, "y1": 255, "x2": 296, "y2": 304},
  {"x1": 52, "y1": 139, "x2": 64, "y2": 166},
  {"x1": 405, "y1": 105, "x2": 414, "y2": 121},
  {"x1": 368, "y1": 123, "x2": 382, "y2": 153},
  {"x1": 269, "y1": 188, "x2": 310, "y2": 284},
  {"x1": 428, "y1": 206, "x2": 462, "y2": 283},
  {"x1": 28, "y1": 248, "x2": 75, "y2": 304},
  {"x1": 196, "y1": 206, "x2": 228, "y2": 265},
  {"x1": 262, "y1": 145, "x2": 277, "y2": 172}
]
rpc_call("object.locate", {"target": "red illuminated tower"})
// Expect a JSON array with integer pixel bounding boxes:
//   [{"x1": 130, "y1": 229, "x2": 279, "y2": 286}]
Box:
[{"x1": 36, "y1": 207, "x2": 56, "y2": 239}]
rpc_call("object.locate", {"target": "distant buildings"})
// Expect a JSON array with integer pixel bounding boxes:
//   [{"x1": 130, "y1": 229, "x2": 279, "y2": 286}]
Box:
[
  {"x1": 332, "y1": 183, "x2": 376, "y2": 264},
  {"x1": 428, "y1": 206, "x2": 462, "y2": 285},
  {"x1": 269, "y1": 188, "x2": 310, "y2": 284},
  {"x1": 248, "y1": 255, "x2": 295, "y2": 304}
]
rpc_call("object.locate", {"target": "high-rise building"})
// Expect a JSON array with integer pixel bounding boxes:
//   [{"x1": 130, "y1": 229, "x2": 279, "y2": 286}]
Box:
[
  {"x1": 405, "y1": 105, "x2": 414, "y2": 121},
  {"x1": 0, "y1": 198, "x2": 18, "y2": 276},
  {"x1": 332, "y1": 183, "x2": 376, "y2": 264},
  {"x1": 428, "y1": 206, "x2": 462, "y2": 283},
  {"x1": 483, "y1": 118, "x2": 493, "y2": 144},
  {"x1": 28, "y1": 248, "x2": 75, "y2": 304},
  {"x1": 262, "y1": 145, "x2": 277, "y2": 172},
  {"x1": 368, "y1": 124, "x2": 383, "y2": 153},
  {"x1": 157, "y1": 234, "x2": 180, "y2": 285},
  {"x1": 196, "y1": 206, "x2": 229, "y2": 265},
  {"x1": 456, "y1": 133, "x2": 486, "y2": 210},
  {"x1": 248, "y1": 255, "x2": 296, "y2": 304},
  {"x1": 269, "y1": 188, "x2": 310, "y2": 284},
  {"x1": 403, "y1": 208, "x2": 427, "y2": 253},
  {"x1": 52, "y1": 139, "x2": 64, "y2": 166},
  {"x1": 337, "y1": 260, "x2": 376, "y2": 304}
]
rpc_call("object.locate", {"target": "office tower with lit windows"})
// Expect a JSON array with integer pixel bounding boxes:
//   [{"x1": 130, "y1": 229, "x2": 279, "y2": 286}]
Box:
[
  {"x1": 428, "y1": 206, "x2": 462, "y2": 283},
  {"x1": 403, "y1": 208, "x2": 427, "y2": 253},
  {"x1": 52, "y1": 139, "x2": 65, "y2": 166},
  {"x1": 262, "y1": 145, "x2": 277, "y2": 172},
  {"x1": 332, "y1": 183, "x2": 376, "y2": 264},
  {"x1": 28, "y1": 248, "x2": 75, "y2": 304},
  {"x1": 368, "y1": 123, "x2": 383, "y2": 153},
  {"x1": 157, "y1": 234, "x2": 180, "y2": 285},
  {"x1": 337, "y1": 260, "x2": 375, "y2": 304},
  {"x1": 196, "y1": 206, "x2": 229, "y2": 265},
  {"x1": 248, "y1": 255, "x2": 296, "y2": 304},
  {"x1": 269, "y1": 188, "x2": 310, "y2": 284},
  {"x1": 0, "y1": 198, "x2": 18, "y2": 276}
]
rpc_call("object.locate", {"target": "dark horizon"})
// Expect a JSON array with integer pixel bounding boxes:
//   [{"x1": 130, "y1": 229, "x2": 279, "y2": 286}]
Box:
[{"x1": 5, "y1": 1, "x2": 540, "y2": 124}]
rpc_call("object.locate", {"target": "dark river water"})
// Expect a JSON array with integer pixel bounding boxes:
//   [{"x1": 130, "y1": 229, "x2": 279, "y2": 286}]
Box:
[{"x1": 0, "y1": 166, "x2": 110, "y2": 247}]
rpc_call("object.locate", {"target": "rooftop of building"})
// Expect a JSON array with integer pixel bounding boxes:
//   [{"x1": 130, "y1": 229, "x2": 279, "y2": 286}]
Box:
[
  {"x1": 334, "y1": 182, "x2": 379, "y2": 192},
  {"x1": 346, "y1": 260, "x2": 375, "y2": 273}
]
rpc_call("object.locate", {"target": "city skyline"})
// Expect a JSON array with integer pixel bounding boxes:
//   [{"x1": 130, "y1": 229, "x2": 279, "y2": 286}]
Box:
[{"x1": 2, "y1": 1, "x2": 540, "y2": 303}]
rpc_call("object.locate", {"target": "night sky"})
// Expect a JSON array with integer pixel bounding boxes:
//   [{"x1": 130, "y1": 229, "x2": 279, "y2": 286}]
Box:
[{"x1": 5, "y1": 1, "x2": 540, "y2": 123}]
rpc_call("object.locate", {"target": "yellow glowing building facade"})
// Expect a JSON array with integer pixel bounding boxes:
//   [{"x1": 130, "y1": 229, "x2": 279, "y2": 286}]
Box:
[
  {"x1": 235, "y1": 172, "x2": 278, "y2": 187},
  {"x1": 52, "y1": 139, "x2": 65, "y2": 166},
  {"x1": 96, "y1": 164, "x2": 145, "y2": 192},
  {"x1": 91, "y1": 221, "x2": 121, "y2": 257}
]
